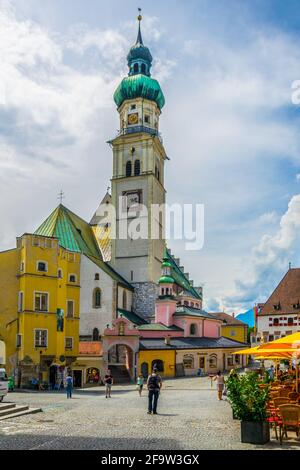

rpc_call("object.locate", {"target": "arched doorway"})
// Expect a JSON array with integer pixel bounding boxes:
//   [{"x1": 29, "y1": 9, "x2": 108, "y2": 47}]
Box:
[
  {"x1": 152, "y1": 360, "x2": 164, "y2": 373},
  {"x1": 141, "y1": 362, "x2": 149, "y2": 379},
  {"x1": 107, "y1": 344, "x2": 135, "y2": 383}
]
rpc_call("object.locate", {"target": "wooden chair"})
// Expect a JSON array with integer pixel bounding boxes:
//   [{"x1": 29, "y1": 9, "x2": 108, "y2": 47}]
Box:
[
  {"x1": 273, "y1": 397, "x2": 290, "y2": 408},
  {"x1": 278, "y1": 404, "x2": 300, "y2": 444},
  {"x1": 279, "y1": 389, "x2": 290, "y2": 398},
  {"x1": 288, "y1": 392, "x2": 300, "y2": 404}
]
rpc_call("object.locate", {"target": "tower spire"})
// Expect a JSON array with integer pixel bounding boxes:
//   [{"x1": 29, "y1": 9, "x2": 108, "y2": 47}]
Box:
[{"x1": 136, "y1": 8, "x2": 143, "y2": 45}]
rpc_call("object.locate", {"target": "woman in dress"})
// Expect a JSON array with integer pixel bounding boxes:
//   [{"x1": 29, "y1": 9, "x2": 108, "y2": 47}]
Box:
[{"x1": 213, "y1": 370, "x2": 225, "y2": 400}]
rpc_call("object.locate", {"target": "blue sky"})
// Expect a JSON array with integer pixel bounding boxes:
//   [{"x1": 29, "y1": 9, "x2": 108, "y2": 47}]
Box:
[{"x1": 1, "y1": 0, "x2": 300, "y2": 313}]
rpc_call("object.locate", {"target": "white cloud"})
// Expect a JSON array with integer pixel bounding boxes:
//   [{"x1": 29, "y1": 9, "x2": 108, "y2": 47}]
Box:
[{"x1": 217, "y1": 194, "x2": 300, "y2": 312}]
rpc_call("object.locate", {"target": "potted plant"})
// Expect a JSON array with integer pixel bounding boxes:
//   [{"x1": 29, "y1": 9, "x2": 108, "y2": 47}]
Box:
[{"x1": 226, "y1": 371, "x2": 270, "y2": 444}]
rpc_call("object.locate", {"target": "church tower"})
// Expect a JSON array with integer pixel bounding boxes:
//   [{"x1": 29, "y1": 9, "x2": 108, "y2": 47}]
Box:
[{"x1": 110, "y1": 13, "x2": 167, "y2": 319}]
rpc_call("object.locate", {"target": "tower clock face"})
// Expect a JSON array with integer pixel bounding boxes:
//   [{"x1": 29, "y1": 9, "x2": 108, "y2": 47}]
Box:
[{"x1": 128, "y1": 113, "x2": 138, "y2": 125}]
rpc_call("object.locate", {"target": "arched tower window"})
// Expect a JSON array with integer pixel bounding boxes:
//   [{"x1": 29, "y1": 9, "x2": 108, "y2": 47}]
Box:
[
  {"x1": 126, "y1": 161, "x2": 132, "y2": 177},
  {"x1": 134, "y1": 160, "x2": 141, "y2": 176},
  {"x1": 93, "y1": 288, "x2": 101, "y2": 308},
  {"x1": 141, "y1": 63, "x2": 146, "y2": 74},
  {"x1": 133, "y1": 63, "x2": 139, "y2": 74},
  {"x1": 190, "y1": 324, "x2": 197, "y2": 335},
  {"x1": 92, "y1": 328, "x2": 99, "y2": 341},
  {"x1": 123, "y1": 290, "x2": 127, "y2": 310}
]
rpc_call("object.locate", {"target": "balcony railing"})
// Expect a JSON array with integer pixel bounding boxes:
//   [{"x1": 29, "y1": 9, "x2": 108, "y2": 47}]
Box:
[{"x1": 117, "y1": 125, "x2": 163, "y2": 144}]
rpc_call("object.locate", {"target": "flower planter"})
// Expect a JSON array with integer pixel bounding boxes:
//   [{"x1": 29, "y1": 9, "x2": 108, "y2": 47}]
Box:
[{"x1": 241, "y1": 421, "x2": 270, "y2": 445}]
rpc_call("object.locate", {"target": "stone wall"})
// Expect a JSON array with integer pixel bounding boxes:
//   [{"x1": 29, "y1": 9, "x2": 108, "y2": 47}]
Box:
[{"x1": 132, "y1": 282, "x2": 159, "y2": 319}]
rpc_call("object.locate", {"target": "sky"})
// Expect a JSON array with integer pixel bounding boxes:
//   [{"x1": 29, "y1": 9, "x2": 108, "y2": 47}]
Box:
[{"x1": 1, "y1": 0, "x2": 300, "y2": 313}]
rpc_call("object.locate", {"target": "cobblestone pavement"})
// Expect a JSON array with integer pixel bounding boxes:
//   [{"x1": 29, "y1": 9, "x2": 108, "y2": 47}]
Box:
[{"x1": 0, "y1": 377, "x2": 299, "y2": 450}]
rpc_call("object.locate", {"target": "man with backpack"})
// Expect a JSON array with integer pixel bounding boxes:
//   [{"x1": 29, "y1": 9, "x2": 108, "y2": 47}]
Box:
[{"x1": 147, "y1": 368, "x2": 162, "y2": 415}]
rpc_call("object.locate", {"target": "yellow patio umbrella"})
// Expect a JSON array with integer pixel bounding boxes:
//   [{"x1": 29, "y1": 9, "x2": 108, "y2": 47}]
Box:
[{"x1": 258, "y1": 332, "x2": 300, "y2": 350}]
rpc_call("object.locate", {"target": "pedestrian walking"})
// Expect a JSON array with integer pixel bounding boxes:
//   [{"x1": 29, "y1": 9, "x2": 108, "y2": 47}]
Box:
[
  {"x1": 104, "y1": 370, "x2": 113, "y2": 398},
  {"x1": 213, "y1": 370, "x2": 225, "y2": 401},
  {"x1": 137, "y1": 374, "x2": 144, "y2": 397},
  {"x1": 147, "y1": 368, "x2": 162, "y2": 415},
  {"x1": 66, "y1": 373, "x2": 73, "y2": 399}
]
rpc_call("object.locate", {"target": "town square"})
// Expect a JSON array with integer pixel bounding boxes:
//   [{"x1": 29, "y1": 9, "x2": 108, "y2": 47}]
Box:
[{"x1": 1, "y1": 0, "x2": 300, "y2": 454}]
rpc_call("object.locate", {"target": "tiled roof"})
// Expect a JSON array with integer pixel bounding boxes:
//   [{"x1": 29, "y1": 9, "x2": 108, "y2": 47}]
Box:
[
  {"x1": 166, "y1": 249, "x2": 202, "y2": 300},
  {"x1": 139, "y1": 337, "x2": 248, "y2": 350},
  {"x1": 259, "y1": 268, "x2": 300, "y2": 316},
  {"x1": 87, "y1": 257, "x2": 134, "y2": 291},
  {"x1": 138, "y1": 323, "x2": 183, "y2": 331},
  {"x1": 174, "y1": 306, "x2": 219, "y2": 320},
  {"x1": 209, "y1": 312, "x2": 247, "y2": 326},
  {"x1": 117, "y1": 308, "x2": 148, "y2": 325},
  {"x1": 35, "y1": 205, "x2": 101, "y2": 258}
]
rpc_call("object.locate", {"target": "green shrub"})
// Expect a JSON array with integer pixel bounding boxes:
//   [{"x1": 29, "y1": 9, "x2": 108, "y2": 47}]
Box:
[{"x1": 226, "y1": 372, "x2": 269, "y2": 422}]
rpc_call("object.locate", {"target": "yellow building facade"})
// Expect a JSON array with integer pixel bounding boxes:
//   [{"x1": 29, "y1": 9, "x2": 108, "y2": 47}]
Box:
[
  {"x1": 138, "y1": 350, "x2": 176, "y2": 378},
  {"x1": 0, "y1": 234, "x2": 80, "y2": 387}
]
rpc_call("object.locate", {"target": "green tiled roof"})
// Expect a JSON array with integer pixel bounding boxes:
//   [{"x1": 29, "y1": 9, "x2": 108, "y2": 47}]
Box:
[
  {"x1": 117, "y1": 308, "x2": 148, "y2": 325},
  {"x1": 165, "y1": 249, "x2": 202, "y2": 300},
  {"x1": 35, "y1": 205, "x2": 101, "y2": 258},
  {"x1": 138, "y1": 323, "x2": 183, "y2": 332},
  {"x1": 88, "y1": 257, "x2": 134, "y2": 291},
  {"x1": 174, "y1": 306, "x2": 218, "y2": 320}
]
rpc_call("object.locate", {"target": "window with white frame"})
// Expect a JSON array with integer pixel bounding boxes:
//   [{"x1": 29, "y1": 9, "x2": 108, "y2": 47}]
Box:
[
  {"x1": 37, "y1": 261, "x2": 48, "y2": 273},
  {"x1": 34, "y1": 330, "x2": 48, "y2": 348},
  {"x1": 69, "y1": 274, "x2": 76, "y2": 283},
  {"x1": 34, "y1": 293, "x2": 48, "y2": 312},
  {"x1": 67, "y1": 300, "x2": 74, "y2": 318},
  {"x1": 65, "y1": 337, "x2": 73, "y2": 350}
]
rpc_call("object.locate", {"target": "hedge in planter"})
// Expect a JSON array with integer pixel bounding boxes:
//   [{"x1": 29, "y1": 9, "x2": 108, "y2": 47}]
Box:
[{"x1": 226, "y1": 372, "x2": 270, "y2": 444}]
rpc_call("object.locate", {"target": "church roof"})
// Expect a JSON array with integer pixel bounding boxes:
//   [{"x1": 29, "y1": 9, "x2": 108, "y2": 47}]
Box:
[
  {"x1": 174, "y1": 306, "x2": 219, "y2": 320},
  {"x1": 114, "y1": 74, "x2": 165, "y2": 110},
  {"x1": 117, "y1": 308, "x2": 148, "y2": 325},
  {"x1": 165, "y1": 250, "x2": 202, "y2": 300},
  {"x1": 35, "y1": 204, "x2": 101, "y2": 258}
]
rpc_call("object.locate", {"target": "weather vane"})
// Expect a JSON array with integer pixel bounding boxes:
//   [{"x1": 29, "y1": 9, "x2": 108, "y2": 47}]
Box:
[
  {"x1": 137, "y1": 7, "x2": 142, "y2": 21},
  {"x1": 58, "y1": 190, "x2": 65, "y2": 204}
]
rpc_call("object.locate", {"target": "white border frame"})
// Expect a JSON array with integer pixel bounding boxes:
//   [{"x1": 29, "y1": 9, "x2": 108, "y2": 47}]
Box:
[
  {"x1": 36, "y1": 260, "x2": 48, "y2": 273},
  {"x1": 66, "y1": 299, "x2": 75, "y2": 318},
  {"x1": 33, "y1": 328, "x2": 48, "y2": 348},
  {"x1": 33, "y1": 291, "x2": 49, "y2": 313}
]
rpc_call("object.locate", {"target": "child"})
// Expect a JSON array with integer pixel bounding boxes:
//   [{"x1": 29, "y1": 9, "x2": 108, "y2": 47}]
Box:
[{"x1": 137, "y1": 374, "x2": 144, "y2": 397}]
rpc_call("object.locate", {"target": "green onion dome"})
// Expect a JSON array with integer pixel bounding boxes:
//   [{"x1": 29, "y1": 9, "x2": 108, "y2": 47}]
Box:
[
  {"x1": 159, "y1": 275, "x2": 175, "y2": 284},
  {"x1": 162, "y1": 259, "x2": 172, "y2": 269},
  {"x1": 114, "y1": 74, "x2": 165, "y2": 110}
]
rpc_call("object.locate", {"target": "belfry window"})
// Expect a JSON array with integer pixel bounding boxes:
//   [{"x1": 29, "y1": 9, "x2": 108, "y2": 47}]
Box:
[
  {"x1": 134, "y1": 160, "x2": 141, "y2": 176},
  {"x1": 93, "y1": 288, "x2": 102, "y2": 309},
  {"x1": 141, "y1": 63, "x2": 146, "y2": 74},
  {"x1": 133, "y1": 63, "x2": 139, "y2": 74},
  {"x1": 126, "y1": 161, "x2": 132, "y2": 177}
]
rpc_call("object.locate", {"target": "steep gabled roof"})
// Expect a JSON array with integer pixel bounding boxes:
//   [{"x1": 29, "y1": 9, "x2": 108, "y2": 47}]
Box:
[
  {"x1": 34, "y1": 204, "x2": 102, "y2": 259},
  {"x1": 259, "y1": 268, "x2": 300, "y2": 316},
  {"x1": 166, "y1": 249, "x2": 202, "y2": 300}
]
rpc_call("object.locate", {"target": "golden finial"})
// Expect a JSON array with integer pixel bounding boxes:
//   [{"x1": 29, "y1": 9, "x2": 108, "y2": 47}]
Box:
[{"x1": 137, "y1": 7, "x2": 142, "y2": 22}]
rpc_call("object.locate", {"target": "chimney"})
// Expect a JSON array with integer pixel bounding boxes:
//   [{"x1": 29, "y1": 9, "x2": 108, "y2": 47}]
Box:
[
  {"x1": 165, "y1": 336, "x2": 171, "y2": 346},
  {"x1": 184, "y1": 273, "x2": 190, "y2": 280},
  {"x1": 180, "y1": 266, "x2": 185, "y2": 273},
  {"x1": 190, "y1": 280, "x2": 194, "y2": 287},
  {"x1": 232, "y1": 312, "x2": 235, "y2": 318},
  {"x1": 174, "y1": 258, "x2": 180, "y2": 266}
]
